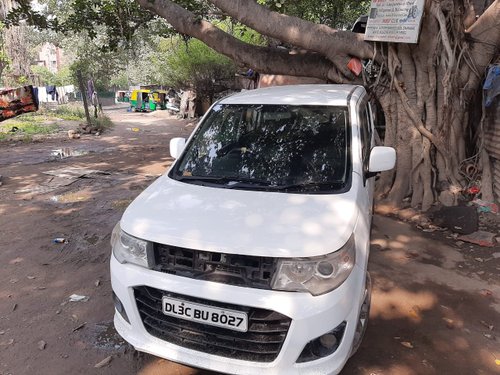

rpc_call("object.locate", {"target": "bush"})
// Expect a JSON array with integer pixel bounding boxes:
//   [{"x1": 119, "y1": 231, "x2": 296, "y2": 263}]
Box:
[
  {"x1": 162, "y1": 38, "x2": 236, "y2": 101},
  {"x1": 39, "y1": 103, "x2": 86, "y2": 121}
]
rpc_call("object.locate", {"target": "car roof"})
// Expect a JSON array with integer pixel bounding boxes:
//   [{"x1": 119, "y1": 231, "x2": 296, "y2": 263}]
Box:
[{"x1": 219, "y1": 84, "x2": 364, "y2": 106}]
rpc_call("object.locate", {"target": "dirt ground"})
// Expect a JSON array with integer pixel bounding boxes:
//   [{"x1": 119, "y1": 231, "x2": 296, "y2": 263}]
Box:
[{"x1": 0, "y1": 105, "x2": 499, "y2": 375}]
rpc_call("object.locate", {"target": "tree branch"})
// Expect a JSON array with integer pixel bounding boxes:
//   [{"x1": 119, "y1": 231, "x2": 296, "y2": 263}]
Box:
[
  {"x1": 137, "y1": 0, "x2": 336, "y2": 80},
  {"x1": 209, "y1": 0, "x2": 373, "y2": 60},
  {"x1": 463, "y1": 0, "x2": 500, "y2": 90}
]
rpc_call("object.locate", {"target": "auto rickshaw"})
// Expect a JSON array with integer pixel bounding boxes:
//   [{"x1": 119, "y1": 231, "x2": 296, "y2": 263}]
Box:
[
  {"x1": 130, "y1": 89, "x2": 156, "y2": 112},
  {"x1": 115, "y1": 90, "x2": 129, "y2": 103},
  {"x1": 152, "y1": 90, "x2": 168, "y2": 110}
]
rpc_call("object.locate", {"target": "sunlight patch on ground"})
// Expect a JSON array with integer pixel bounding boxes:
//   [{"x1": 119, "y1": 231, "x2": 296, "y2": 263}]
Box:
[
  {"x1": 371, "y1": 287, "x2": 437, "y2": 322},
  {"x1": 8, "y1": 257, "x2": 24, "y2": 265},
  {"x1": 137, "y1": 358, "x2": 200, "y2": 375},
  {"x1": 362, "y1": 364, "x2": 418, "y2": 375},
  {"x1": 51, "y1": 191, "x2": 92, "y2": 203}
]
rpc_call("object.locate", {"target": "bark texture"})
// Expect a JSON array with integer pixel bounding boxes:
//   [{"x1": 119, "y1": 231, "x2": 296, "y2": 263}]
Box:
[{"x1": 139, "y1": 0, "x2": 500, "y2": 210}]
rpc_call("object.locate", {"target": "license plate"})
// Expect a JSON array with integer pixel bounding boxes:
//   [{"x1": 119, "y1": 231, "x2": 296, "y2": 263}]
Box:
[{"x1": 162, "y1": 296, "x2": 248, "y2": 332}]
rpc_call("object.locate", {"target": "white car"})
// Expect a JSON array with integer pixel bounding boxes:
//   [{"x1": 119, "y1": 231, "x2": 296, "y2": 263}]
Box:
[{"x1": 110, "y1": 84, "x2": 395, "y2": 375}]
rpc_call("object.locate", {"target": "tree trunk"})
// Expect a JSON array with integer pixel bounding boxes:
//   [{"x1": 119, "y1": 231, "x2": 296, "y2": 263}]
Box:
[{"x1": 76, "y1": 70, "x2": 92, "y2": 126}]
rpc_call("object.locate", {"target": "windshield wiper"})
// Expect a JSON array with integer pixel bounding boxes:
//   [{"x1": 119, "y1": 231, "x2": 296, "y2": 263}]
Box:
[
  {"x1": 175, "y1": 175, "x2": 227, "y2": 182},
  {"x1": 272, "y1": 181, "x2": 344, "y2": 192},
  {"x1": 174, "y1": 175, "x2": 272, "y2": 189}
]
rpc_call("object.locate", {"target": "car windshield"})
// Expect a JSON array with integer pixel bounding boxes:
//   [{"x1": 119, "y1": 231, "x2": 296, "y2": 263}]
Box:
[{"x1": 171, "y1": 104, "x2": 351, "y2": 193}]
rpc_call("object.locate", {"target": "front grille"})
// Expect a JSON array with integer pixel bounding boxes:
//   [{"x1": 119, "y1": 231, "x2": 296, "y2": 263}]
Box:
[
  {"x1": 135, "y1": 286, "x2": 292, "y2": 362},
  {"x1": 153, "y1": 243, "x2": 276, "y2": 289}
]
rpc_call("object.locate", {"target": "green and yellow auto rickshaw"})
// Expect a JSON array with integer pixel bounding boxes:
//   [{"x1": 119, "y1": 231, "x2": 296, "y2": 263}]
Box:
[
  {"x1": 152, "y1": 90, "x2": 168, "y2": 110},
  {"x1": 130, "y1": 89, "x2": 156, "y2": 112}
]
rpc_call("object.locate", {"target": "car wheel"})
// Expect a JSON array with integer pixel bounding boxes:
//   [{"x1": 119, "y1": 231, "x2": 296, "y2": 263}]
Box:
[{"x1": 350, "y1": 272, "x2": 371, "y2": 356}]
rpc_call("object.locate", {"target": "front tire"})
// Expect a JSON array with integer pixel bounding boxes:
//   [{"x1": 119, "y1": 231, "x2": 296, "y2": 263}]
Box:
[{"x1": 350, "y1": 272, "x2": 371, "y2": 356}]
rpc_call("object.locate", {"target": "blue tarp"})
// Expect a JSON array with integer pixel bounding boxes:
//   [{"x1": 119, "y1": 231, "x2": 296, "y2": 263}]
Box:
[{"x1": 484, "y1": 64, "x2": 500, "y2": 107}]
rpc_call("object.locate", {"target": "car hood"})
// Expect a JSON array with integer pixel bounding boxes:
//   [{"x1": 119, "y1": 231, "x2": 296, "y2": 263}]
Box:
[{"x1": 121, "y1": 175, "x2": 360, "y2": 258}]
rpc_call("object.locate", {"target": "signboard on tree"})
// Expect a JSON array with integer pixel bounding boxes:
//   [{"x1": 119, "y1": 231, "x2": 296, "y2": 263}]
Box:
[{"x1": 364, "y1": 0, "x2": 425, "y2": 44}]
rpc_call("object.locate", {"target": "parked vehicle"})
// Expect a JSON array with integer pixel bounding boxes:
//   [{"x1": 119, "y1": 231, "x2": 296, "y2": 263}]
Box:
[
  {"x1": 115, "y1": 90, "x2": 130, "y2": 103},
  {"x1": 152, "y1": 90, "x2": 168, "y2": 110},
  {"x1": 130, "y1": 89, "x2": 155, "y2": 112},
  {"x1": 111, "y1": 84, "x2": 396, "y2": 375}
]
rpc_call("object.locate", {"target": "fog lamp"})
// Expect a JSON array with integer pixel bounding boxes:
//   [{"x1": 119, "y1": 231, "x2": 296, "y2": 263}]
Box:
[{"x1": 296, "y1": 322, "x2": 346, "y2": 363}]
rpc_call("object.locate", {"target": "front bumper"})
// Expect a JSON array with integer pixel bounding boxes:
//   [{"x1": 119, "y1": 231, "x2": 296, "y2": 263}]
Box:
[{"x1": 111, "y1": 255, "x2": 366, "y2": 375}]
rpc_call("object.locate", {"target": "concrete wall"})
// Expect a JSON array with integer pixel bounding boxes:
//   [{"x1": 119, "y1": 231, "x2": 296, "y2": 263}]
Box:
[{"x1": 258, "y1": 75, "x2": 326, "y2": 88}]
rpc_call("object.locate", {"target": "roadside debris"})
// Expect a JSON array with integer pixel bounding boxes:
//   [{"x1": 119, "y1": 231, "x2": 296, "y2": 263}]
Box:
[
  {"x1": 458, "y1": 230, "x2": 497, "y2": 247},
  {"x1": 69, "y1": 294, "x2": 89, "y2": 302},
  {"x1": 51, "y1": 148, "x2": 90, "y2": 159},
  {"x1": 0, "y1": 174, "x2": 3, "y2": 186},
  {"x1": 37, "y1": 340, "x2": 46, "y2": 350},
  {"x1": 15, "y1": 167, "x2": 110, "y2": 195},
  {"x1": 72, "y1": 322, "x2": 86, "y2": 332},
  {"x1": 479, "y1": 320, "x2": 494, "y2": 331},
  {"x1": 67, "y1": 130, "x2": 81, "y2": 140},
  {"x1": 12, "y1": 303, "x2": 17, "y2": 312},
  {"x1": 443, "y1": 318, "x2": 455, "y2": 329},
  {"x1": 431, "y1": 206, "x2": 478, "y2": 234},
  {"x1": 400, "y1": 341, "x2": 414, "y2": 349},
  {"x1": 95, "y1": 280, "x2": 101, "y2": 287},
  {"x1": 0, "y1": 339, "x2": 14, "y2": 346},
  {"x1": 94, "y1": 356, "x2": 113, "y2": 368},
  {"x1": 79, "y1": 122, "x2": 101, "y2": 135},
  {"x1": 471, "y1": 198, "x2": 499, "y2": 214},
  {"x1": 131, "y1": 127, "x2": 140, "y2": 132},
  {"x1": 43, "y1": 167, "x2": 109, "y2": 179},
  {"x1": 479, "y1": 289, "x2": 493, "y2": 298},
  {"x1": 405, "y1": 250, "x2": 419, "y2": 259}
]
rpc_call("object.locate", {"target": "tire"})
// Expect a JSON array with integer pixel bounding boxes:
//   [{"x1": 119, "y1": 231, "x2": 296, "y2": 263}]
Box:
[{"x1": 350, "y1": 272, "x2": 371, "y2": 356}]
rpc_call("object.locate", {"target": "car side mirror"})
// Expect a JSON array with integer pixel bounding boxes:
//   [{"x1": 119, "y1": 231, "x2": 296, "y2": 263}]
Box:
[
  {"x1": 366, "y1": 146, "x2": 396, "y2": 178},
  {"x1": 169, "y1": 137, "x2": 186, "y2": 159}
]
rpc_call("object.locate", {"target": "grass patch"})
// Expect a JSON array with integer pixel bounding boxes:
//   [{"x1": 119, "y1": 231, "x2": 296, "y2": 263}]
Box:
[
  {"x1": 0, "y1": 103, "x2": 86, "y2": 141},
  {"x1": 0, "y1": 115, "x2": 60, "y2": 141},
  {"x1": 0, "y1": 103, "x2": 113, "y2": 141},
  {"x1": 93, "y1": 115, "x2": 113, "y2": 131},
  {"x1": 39, "y1": 103, "x2": 86, "y2": 121}
]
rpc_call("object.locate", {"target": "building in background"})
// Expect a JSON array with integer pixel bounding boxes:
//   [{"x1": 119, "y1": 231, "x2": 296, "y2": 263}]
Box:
[{"x1": 36, "y1": 43, "x2": 63, "y2": 73}]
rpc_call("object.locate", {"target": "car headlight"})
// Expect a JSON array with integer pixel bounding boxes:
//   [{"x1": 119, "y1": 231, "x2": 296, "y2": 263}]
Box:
[
  {"x1": 271, "y1": 234, "x2": 355, "y2": 296},
  {"x1": 111, "y1": 222, "x2": 149, "y2": 268}
]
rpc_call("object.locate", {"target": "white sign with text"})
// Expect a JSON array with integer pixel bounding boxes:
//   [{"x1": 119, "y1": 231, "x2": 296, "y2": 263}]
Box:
[{"x1": 364, "y1": 0, "x2": 425, "y2": 44}]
